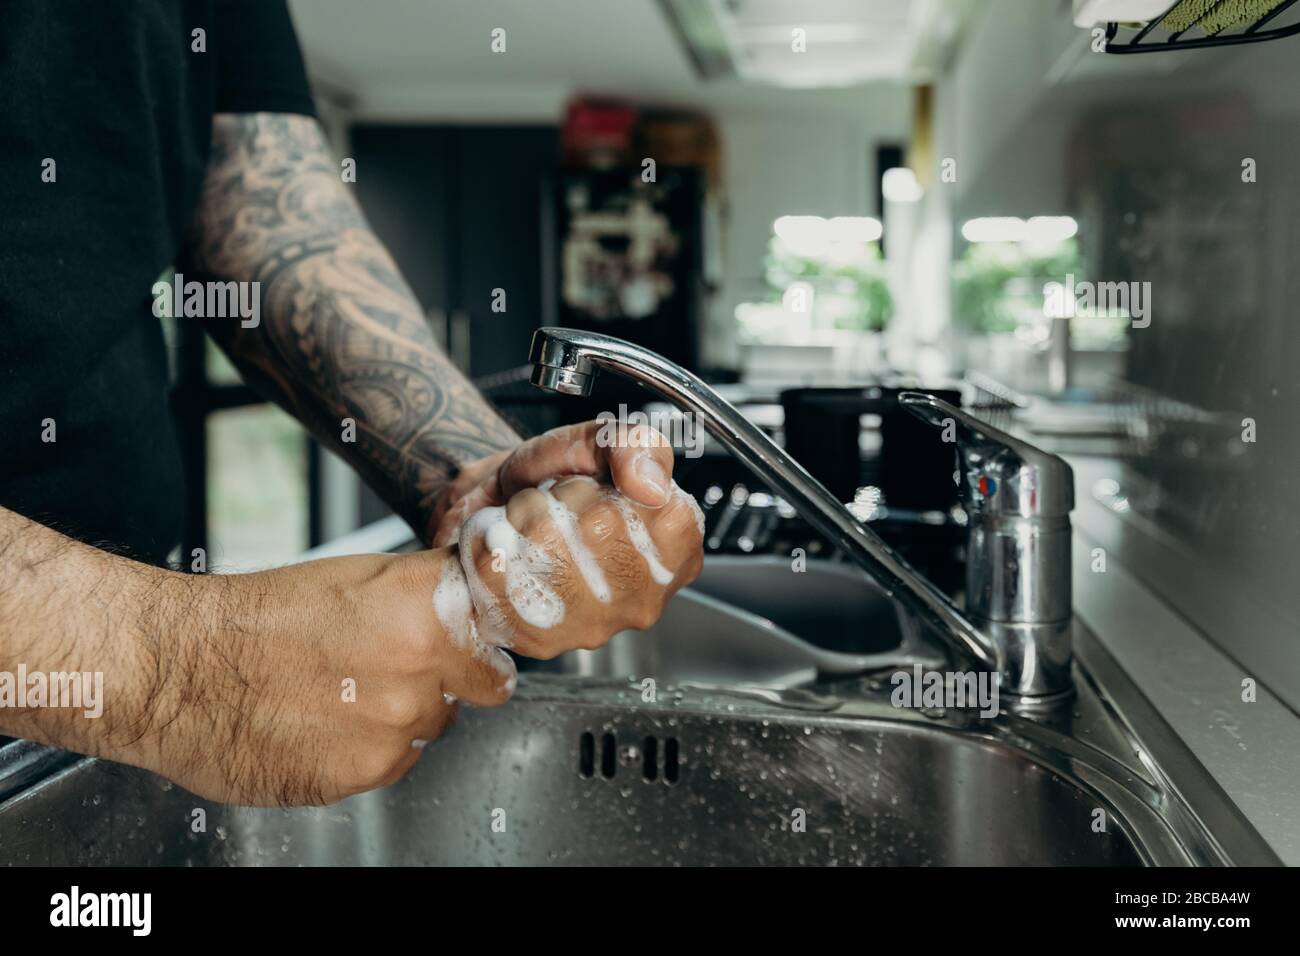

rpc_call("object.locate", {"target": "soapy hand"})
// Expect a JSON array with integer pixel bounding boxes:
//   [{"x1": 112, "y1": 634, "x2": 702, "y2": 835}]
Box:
[
  {"x1": 128, "y1": 422, "x2": 702, "y2": 807},
  {"x1": 430, "y1": 419, "x2": 703, "y2": 660},
  {"x1": 430, "y1": 420, "x2": 677, "y2": 547},
  {"x1": 436, "y1": 473, "x2": 704, "y2": 665},
  {"x1": 137, "y1": 472, "x2": 701, "y2": 807}
]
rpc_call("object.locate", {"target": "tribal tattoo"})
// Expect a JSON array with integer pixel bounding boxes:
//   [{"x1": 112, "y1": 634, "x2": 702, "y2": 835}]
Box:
[{"x1": 180, "y1": 112, "x2": 519, "y2": 539}]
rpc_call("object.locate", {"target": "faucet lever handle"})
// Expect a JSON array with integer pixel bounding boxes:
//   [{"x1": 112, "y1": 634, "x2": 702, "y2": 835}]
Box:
[{"x1": 898, "y1": 392, "x2": 1074, "y2": 519}]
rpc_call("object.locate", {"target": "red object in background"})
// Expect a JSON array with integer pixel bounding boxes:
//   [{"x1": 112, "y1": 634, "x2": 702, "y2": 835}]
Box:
[{"x1": 562, "y1": 97, "x2": 638, "y2": 168}]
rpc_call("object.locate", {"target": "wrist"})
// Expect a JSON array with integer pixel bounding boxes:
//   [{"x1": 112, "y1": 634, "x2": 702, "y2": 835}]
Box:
[
  {"x1": 99, "y1": 566, "x2": 246, "y2": 782},
  {"x1": 426, "y1": 447, "x2": 514, "y2": 541},
  {"x1": 84, "y1": 563, "x2": 191, "y2": 770}
]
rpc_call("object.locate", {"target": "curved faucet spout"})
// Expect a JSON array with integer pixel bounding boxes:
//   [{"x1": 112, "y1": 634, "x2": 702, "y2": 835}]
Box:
[{"x1": 528, "y1": 327, "x2": 1005, "y2": 677}]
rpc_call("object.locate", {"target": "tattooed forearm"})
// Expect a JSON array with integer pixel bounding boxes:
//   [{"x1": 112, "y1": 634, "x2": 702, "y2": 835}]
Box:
[{"x1": 180, "y1": 113, "x2": 519, "y2": 538}]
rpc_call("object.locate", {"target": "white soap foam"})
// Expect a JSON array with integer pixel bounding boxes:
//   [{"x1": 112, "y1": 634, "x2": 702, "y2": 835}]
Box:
[
  {"x1": 460, "y1": 505, "x2": 566, "y2": 633},
  {"x1": 539, "y1": 485, "x2": 611, "y2": 602},
  {"x1": 431, "y1": 557, "x2": 518, "y2": 697},
  {"x1": 433, "y1": 558, "x2": 475, "y2": 649},
  {"x1": 603, "y1": 490, "x2": 674, "y2": 586}
]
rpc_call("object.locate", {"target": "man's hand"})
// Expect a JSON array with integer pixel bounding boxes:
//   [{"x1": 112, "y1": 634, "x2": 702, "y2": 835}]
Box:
[
  {"x1": 431, "y1": 420, "x2": 676, "y2": 547},
  {"x1": 141, "y1": 473, "x2": 701, "y2": 807},
  {"x1": 0, "y1": 465, "x2": 702, "y2": 807}
]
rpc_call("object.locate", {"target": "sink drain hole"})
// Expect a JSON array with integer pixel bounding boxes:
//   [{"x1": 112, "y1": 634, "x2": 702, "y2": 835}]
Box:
[
  {"x1": 642, "y1": 736, "x2": 658, "y2": 781},
  {"x1": 600, "y1": 732, "x2": 617, "y2": 779},
  {"x1": 578, "y1": 732, "x2": 680, "y2": 784},
  {"x1": 664, "y1": 737, "x2": 680, "y2": 784}
]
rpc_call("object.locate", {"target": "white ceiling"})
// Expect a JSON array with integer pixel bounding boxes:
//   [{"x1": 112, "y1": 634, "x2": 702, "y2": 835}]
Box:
[
  {"x1": 286, "y1": 0, "x2": 970, "y2": 120},
  {"x1": 715, "y1": 0, "x2": 971, "y2": 87},
  {"x1": 290, "y1": 0, "x2": 693, "y2": 99}
]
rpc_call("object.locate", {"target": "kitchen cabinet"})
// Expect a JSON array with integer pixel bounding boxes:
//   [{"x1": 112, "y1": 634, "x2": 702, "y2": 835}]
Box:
[{"x1": 351, "y1": 124, "x2": 559, "y2": 379}]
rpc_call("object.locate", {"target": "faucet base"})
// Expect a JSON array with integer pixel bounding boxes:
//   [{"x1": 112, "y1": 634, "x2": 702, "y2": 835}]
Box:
[{"x1": 980, "y1": 617, "x2": 1075, "y2": 698}]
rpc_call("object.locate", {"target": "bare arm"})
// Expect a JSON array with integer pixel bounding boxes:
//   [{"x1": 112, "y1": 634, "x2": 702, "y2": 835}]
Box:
[
  {"x1": 0, "y1": 480, "x2": 700, "y2": 807},
  {"x1": 2, "y1": 119, "x2": 701, "y2": 808},
  {"x1": 0, "y1": 501, "x2": 490, "y2": 806},
  {"x1": 0, "y1": 505, "x2": 188, "y2": 769},
  {"x1": 180, "y1": 112, "x2": 519, "y2": 540}
]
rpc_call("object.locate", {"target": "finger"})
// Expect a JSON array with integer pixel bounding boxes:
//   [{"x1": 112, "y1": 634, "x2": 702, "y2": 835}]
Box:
[
  {"x1": 598, "y1": 482, "x2": 704, "y2": 589},
  {"x1": 438, "y1": 637, "x2": 518, "y2": 707},
  {"x1": 433, "y1": 481, "x2": 500, "y2": 547},
  {"x1": 604, "y1": 423, "x2": 675, "y2": 509},
  {"x1": 458, "y1": 492, "x2": 579, "y2": 659},
  {"x1": 408, "y1": 698, "x2": 459, "y2": 752},
  {"x1": 429, "y1": 549, "x2": 520, "y2": 706},
  {"x1": 654, "y1": 483, "x2": 707, "y2": 586},
  {"x1": 545, "y1": 479, "x2": 657, "y2": 615},
  {"x1": 497, "y1": 421, "x2": 675, "y2": 509},
  {"x1": 496, "y1": 422, "x2": 600, "y2": 496}
]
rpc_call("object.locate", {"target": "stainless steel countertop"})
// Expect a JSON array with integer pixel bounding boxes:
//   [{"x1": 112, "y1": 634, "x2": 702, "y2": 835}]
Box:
[{"x1": 1068, "y1": 455, "x2": 1300, "y2": 865}]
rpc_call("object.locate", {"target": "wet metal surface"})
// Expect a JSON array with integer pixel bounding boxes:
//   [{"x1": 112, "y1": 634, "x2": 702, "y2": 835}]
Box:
[
  {"x1": 0, "y1": 559, "x2": 1277, "y2": 867},
  {"x1": 2, "y1": 652, "x2": 1274, "y2": 866}
]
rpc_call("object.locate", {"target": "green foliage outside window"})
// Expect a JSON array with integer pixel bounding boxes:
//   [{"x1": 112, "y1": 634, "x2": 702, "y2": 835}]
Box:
[
  {"x1": 763, "y1": 237, "x2": 893, "y2": 332},
  {"x1": 952, "y1": 239, "x2": 1083, "y2": 334}
]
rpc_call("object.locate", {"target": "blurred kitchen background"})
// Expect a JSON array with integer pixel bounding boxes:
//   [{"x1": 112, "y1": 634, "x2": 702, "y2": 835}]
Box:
[{"x1": 177, "y1": 0, "x2": 1299, "y2": 709}]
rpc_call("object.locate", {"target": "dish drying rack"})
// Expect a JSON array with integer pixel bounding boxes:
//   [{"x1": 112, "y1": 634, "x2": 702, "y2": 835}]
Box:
[
  {"x1": 1105, "y1": 0, "x2": 1300, "y2": 52},
  {"x1": 963, "y1": 370, "x2": 1030, "y2": 432}
]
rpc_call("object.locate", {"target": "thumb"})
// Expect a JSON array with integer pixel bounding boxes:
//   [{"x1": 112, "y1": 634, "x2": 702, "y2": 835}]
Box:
[
  {"x1": 495, "y1": 420, "x2": 674, "y2": 508},
  {"x1": 604, "y1": 423, "x2": 674, "y2": 508}
]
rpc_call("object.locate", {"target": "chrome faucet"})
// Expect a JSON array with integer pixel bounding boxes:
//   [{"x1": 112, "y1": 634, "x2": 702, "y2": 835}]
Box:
[{"x1": 528, "y1": 327, "x2": 1075, "y2": 699}]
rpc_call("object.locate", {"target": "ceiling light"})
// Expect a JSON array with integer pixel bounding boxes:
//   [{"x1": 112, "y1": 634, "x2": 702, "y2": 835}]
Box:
[
  {"x1": 828, "y1": 216, "x2": 883, "y2": 242},
  {"x1": 1025, "y1": 216, "x2": 1079, "y2": 243},
  {"x1": 961, "y1": 217, "x2": 1027, "y2": 242}
]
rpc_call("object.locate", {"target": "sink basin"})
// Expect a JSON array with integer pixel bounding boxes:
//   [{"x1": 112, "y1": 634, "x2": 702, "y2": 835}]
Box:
[
  {"x1": 0, "y1": 566, "x2": 1274, "y2": 867},
  {"x1": 562, "y1": 556, "x2": 936, "y2": 688},
  {"x1": 208, "y1": 679, "x2": 1145, "y2": 866},
  {"x1": 689, "y1": 556, "x2": 906, "y2": 655}
]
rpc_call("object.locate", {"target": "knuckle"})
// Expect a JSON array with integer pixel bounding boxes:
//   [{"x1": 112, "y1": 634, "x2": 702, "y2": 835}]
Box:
[
  {"x1": 657, "y1": 496, "x2": 703, "y2": 541},
  {"x1": 346, "y1": 743, "x2": 405, "y2": 792},
  {"x1": 579, "y1": 627, "x2": 617, "y2": 651},
  {"x1": 680, "y1": 548, "x2": 704, "y2": 586},
  {"x1": 627, "y1": 602, "x2": 661, "y2": 632},
  {"x1": 624, "y1": 422, "x2": 671, "y2": 450},
  {"x1": 579, "y1": 499, "x2": 622, "y2": 539},
  {"x1": 387, "y1": 623, "x2": 440, "y2": 672},
  {"x1": 505, "y1": 487, "x2": 549, "y2": 529},
  {"x1": 516, "y1": 633, "x2": 561, "y2": 660},
  {"x1": 374, "y1": 689, "x2": 426, "y2": 730}
]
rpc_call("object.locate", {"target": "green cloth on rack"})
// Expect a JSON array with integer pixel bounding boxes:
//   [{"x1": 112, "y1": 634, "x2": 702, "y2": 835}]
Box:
[{"x1": 1161, "y1": 0, "x2": 1288, "y2": 35}]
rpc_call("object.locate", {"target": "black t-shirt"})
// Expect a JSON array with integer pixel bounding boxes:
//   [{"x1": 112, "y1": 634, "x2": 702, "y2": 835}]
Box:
[{"x1": 1, "y1": 0, "x2": 315, "y2": 565}]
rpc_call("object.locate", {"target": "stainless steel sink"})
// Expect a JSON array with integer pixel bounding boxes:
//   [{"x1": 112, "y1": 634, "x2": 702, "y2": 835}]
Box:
[
  {"x1": 0, "y1": 617, "x2": 1276, "y2": 866},
  {"x1": 688, "y1": 556, "x2": 906, "y2": 655},
  {"x1": 213, "y1": 676, "x2": 1148, "y2": 866},
  {"x1": 565, "y1": 556, "x2": 939, "y2": 688},
  {"x1": 0, "y1": 538, "x2": 1279, "y2": 868}
]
